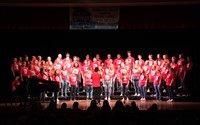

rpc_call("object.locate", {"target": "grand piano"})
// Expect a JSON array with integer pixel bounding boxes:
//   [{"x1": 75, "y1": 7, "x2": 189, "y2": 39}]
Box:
[{"x1": 28, "y1": 77, "x2": 60, "y2": 103}]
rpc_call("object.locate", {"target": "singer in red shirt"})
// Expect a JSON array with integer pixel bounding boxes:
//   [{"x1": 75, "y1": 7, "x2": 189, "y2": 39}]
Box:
[{"x1": 91, "y1": 67, "x2": 102, "y2": 104}]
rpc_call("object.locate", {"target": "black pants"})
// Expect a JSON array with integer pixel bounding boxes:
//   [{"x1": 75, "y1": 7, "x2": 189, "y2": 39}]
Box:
[
  {"x1": 20, "y1": 77, "x2": 29, "y2": 106},
  {"x1": 93, "y1": 87, "x2": 101, "y2": 103},
  {"x1": 70, "y1": 86, "x2": 77, "y2": 100}
]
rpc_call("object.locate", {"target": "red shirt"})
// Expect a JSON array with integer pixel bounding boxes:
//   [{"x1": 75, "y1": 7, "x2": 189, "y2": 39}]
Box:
[
  {"x1": 103, "y1": 74, "x2": 112, "y2": 81},
  {"x1": 165, "y1": 72, "x2": 175, "y2": 86},
  {"x1": 115, "y1": 70, "x2": 121, "y2": 82},
  {"x1": 69, "y1": 74, "x2": 78, "y2": 86},
  {"x1": 104, "y1": 59, "x2": 113, "y2": 68},
  {"x1": 91, "y1": 72, "x2": 102, "y2": 87},
  {"x1": 61, "y1": 70, "x2": 68, "y2": 79},
  {"x1": 84, "y1": 72, "x2": 92, "y2": 85},
  {"x1": 125, "y1": 64, "x2": 132, "y2": 74},
  {"x1": 52, "y1": 75, "x2": 62, "y2": 88},
  {"x1": 96, "y1": 59, "x2": 103, "y2": 66},
  {"x1": 132, "y1": 69, "x2": 140, "y2": 77},
  {"x1": 178, "y1": 66, "x2": 186, "y2": 79},
  {"x1": 121, "y1": 74, "x2": 130, "y2": 84},
  {"x1": 148, "y1": 60, "x2": 154, "y2": 69},
  {"x1": 84, "y1": 59, "x2": 93, "y2": 67},
  {"x1": 125, "y1": 56, "x2": 135, "y2": 67},
  {"x1": 161, "y1": 67, "x2": 169, "y2": 79},
  {"x1": 143, "y1": 66, "x2": 150, "y2": 76},
  {"x1": 139, "y1": 74, "x2": 147, "y2": 86},
  {"x1": 153, "y1": 73, "x2": 162, "y2": 85},
  {"x1": 81, "y1": 65, "x2": 91, "y2": 75},
  {"x1": 177, "y1": 58, "x2": 185, "y2": 66},
  {"x1": 12, "y1": 79, "x2": 20, "y2": 92},
  {"x1": 170, "y1": 63, "x2": 178, "y2": 71},
  {"x1": 64, "y1": 61, "x2": 72, "y2": 72},
  {"x1": 11, "y1": 63, "x2": 19, "y2": 72},
  {"x1": 138, "y1": 59, "x2": 145, "y2": 68},
  {"x1": 54, "y1": 63, "x2": 62, "y2": 70},
  {"x1": 27, "y1": 69, "x2": 36, "y2": 78},
  {"x1": 37, "y1": 72, "x2": 48, "y2": 81},
  {"x1": 20, "y1": 66, "x2": 28, "y2": 77},
  {"x1": 48, "y1": 70, "x2": 54, "y2": 80},
  {"x1": 149, "y1": 70, "x2": 156, "y2": 83},
  {"x1": 92, "y1": 62, "x2": 99, "y2": 71},
  {"x1": 113, "y1": 58, "x2": 124, "y2": 67},
  {"x1": 156, "y1": 59, "x2": 163, "y2": 66},
  {"x1": 34, "y1": 65, "x2": 40, "y2": 74}
]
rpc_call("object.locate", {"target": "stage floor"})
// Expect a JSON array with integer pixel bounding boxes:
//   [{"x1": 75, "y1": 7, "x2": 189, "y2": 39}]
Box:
[
  {"x1": 55, "y1": 99, "x2": 200, "y2": 110},
  {"x1": 1, "y1": 97, "x2": 200, "y2": 111}
]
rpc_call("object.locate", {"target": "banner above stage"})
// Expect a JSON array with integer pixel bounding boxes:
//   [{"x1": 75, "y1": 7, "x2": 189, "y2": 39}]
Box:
[{"x1": 69, "y1": 7, "x2": 120, "y2": 30}]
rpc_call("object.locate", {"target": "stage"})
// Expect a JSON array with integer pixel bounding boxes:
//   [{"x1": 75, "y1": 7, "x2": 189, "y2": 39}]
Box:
[
  {"x1": 48, "y1": 99, "x2": 200, "y2": 111},
  {"x1": 1, "y1": 95, "x2": 200, "y2": 111}
]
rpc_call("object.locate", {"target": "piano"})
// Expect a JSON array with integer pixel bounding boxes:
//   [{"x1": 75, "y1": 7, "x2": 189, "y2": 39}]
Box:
[{"x1": 28, "y1": 78, "x2": 60, "y2": 103}]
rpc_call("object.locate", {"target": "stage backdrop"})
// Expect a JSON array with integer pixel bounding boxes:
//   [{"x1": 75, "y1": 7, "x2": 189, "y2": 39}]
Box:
[{"x1": 69, "y1": 7, "x2": 120, "y2": 30}]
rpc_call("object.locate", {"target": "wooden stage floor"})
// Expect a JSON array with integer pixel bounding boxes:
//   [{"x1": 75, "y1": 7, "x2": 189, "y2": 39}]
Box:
[
  {"x1": 55, "y1": 99, "x2": 200, "y2": 111},
  {"x1": 2, "y1": 97, "x2": 200, "y2": 111}
]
